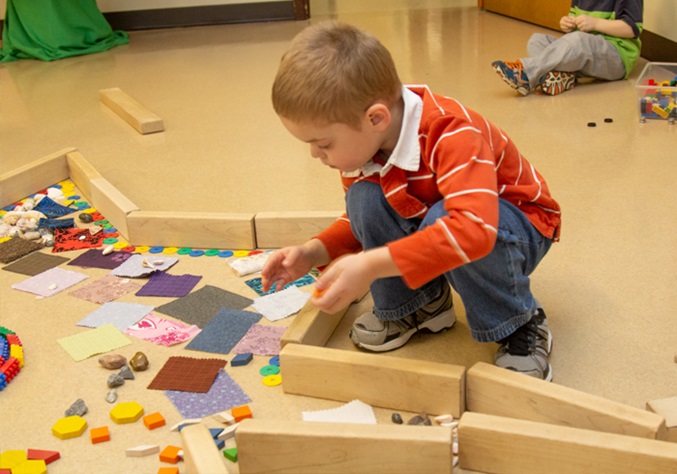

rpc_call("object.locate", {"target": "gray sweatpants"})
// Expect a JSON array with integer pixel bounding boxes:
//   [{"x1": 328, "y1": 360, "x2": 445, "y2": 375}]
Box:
[{"x1": 520, "y1": 31, "x2": 626, "y2": 89}]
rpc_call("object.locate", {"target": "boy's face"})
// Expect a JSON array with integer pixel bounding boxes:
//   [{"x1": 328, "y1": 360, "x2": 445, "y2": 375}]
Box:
[{"x1": 280, "y1": 115, "x2": 385, "y2": 173}]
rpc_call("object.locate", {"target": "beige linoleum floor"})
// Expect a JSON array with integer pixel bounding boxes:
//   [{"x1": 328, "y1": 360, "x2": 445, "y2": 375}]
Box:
[{"x1": 1, "y1": 1, "x2": 676, "y2": 473}]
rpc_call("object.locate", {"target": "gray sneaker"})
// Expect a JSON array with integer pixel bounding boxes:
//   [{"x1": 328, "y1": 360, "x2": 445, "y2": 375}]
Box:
[
  {"x1": 349, "y1": 284, "x2": 456, "y2": 352},
  {"x1": 495, "y1": 307, "x2": 553, "y2": 381}
]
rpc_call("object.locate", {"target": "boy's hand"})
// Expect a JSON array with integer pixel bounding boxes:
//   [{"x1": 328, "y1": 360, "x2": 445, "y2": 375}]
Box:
[
  {"x1": 560, "y1": 15, "x2": 576, "y2": 33},
  {"x1": 574, "y1": 14, "x2": 598, "y2": 33},
  {"x1": 261, "y1": 246, "x2": 314, "y2": 293},
  {"x1": 310, "y1": 253, "x2": 374, "y2": 314}
]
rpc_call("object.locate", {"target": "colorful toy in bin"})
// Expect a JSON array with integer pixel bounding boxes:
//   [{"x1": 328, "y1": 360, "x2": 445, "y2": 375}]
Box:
[
  {"x1": 635, "y1": 62, "x2": 677, "y2": 123},
  {"x1": 0, "y1": 327, "x2": 23, "y2": 391}
]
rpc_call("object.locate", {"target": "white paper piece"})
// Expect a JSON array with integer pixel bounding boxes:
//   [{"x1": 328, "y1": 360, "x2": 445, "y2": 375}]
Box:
[
  {"x1": 251, "y1": 285, "x2": 310, "y2": 321},
  {"x1": 228, "y1": 251, "x2": 272, "y2": 277},
  {"x1": 302, "y1": 400, "x2": 377, "y2": 425}
]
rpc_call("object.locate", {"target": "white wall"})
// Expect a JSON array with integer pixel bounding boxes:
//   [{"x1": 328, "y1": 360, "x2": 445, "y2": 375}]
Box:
[{"x1": 643, "y1": 1, "x2": 677, "y2": 42}]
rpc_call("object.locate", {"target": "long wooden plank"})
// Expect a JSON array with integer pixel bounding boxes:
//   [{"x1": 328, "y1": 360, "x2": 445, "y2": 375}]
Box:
[
  {"x1": 466, "y1": 362, "x2": 666, "y2": 439},
  {"x1": 236, "y1": 418, "x2": 453, "y2": 474},
  {"x1": 254, "y1": 211, "x2": 342, "y2": 248},
  {"x1": 458, "y1": 412, "x2": 677, "y2": 474},
  {"x1": 99, "y1": 87, "x2": 164, "y2": 134},
  {"x1": 126, "y1": 210, "x2": 256, "y2": 250},
  {"x1": 180, "y1": 423, "x2": 230, "y2": 474},
  {"x1": 0, "y1": 148, "x2": 74, "y2": 207},
  {"x1": 280, "y1": 299, "x2": 349, "y2": 348},
  {"x1": 89, "y1": 177, "x2": 140, "y2": 240},
  {"x1": 66, "y1": 151, "x2": 103, "y2": 203},
  {"x1": 280, "y1": 343, "x2": 465, "y2": 416}
]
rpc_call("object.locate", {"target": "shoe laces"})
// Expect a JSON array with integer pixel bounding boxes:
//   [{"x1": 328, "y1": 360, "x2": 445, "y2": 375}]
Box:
[{"x1": 501, "y1": 318, "x2": 538, "y2": 356}]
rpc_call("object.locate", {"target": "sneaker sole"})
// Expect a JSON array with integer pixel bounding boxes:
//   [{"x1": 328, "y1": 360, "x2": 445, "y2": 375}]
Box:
[
  {"x1": 540, "y1": 71, "x2": 576, "y2": 96},
  {"x1": 492, "y1": 64, "x2": 529, "y2": 96},
  {"x1": 351, "y1": 308, "x2": 456, "y2": 353}
]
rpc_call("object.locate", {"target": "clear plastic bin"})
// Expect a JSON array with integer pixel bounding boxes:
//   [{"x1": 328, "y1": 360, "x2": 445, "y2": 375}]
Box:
[{"x1": 634, "y1": 62, "x2": 677, "y2": 122}]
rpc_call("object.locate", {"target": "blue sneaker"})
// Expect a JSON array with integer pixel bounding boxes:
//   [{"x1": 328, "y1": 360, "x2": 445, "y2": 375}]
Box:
[{"x1": 492, "y1": 60, "x2": 530, "y2": 96}]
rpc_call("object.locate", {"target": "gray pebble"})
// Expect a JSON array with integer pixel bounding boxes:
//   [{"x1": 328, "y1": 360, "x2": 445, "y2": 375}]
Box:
[
  {"x1": 391, "y1": 413, "x2": 403, "y2": 424},
  {"x1": 105, "y1": 389, "x2": 118, "y2": 404},
  {"x1": 107, "y1": 373, "x2": 125, "y2": 388},
  {"x1": 79, "y1": 213, "x2": 93, "y2": 223},
  {"x1": 119, "y1": 365, "x2": 135, "y2": 380},
  {"x1": 65, "y1": 398, "x2": 88, "y2": 417}
]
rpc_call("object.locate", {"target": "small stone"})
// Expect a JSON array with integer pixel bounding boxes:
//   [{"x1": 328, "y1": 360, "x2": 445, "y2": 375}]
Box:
[
  {"x1": 102, "y1": 245, "x2": 114, "y2": 255},
  {"x1": 65, "y1": 398, "x2": 88, "y2": 417},
  {"x1": 130, "y1": 352, "x2": 149, "y2": 371},
  {"x1": 106, "y1": 389, "x2": 118, "y2": 403},
  {"x1": 119, "y1": 365, "x2": 135, "y2": 380},
  {"x1": 99, "y1": 354, "x2": 127, "y2": 370},
  {"x1": 107, "y1": 373, "x2": 125, "y2": 388},
  {"x1": 391, "y1": 413, "x2": 403, "y2": 424},
  {"x1": 79, "y1": 213, "x2": 93, "y2": 223},
  {"x1": 407, "y1": 413, "x2": 431, "y2": 426},
  {"x1": 434, "y1": 414, "x2": 454, "y2": 425}
]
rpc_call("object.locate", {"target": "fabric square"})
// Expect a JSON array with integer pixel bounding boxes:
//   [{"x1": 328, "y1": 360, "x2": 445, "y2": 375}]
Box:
[
  {"x1": 244, "y1": 272, "x2": 315, "y2": 297},
  {"x1": 11, "y1": 266, "x2": 89, "y2": 297},
  {"x1": 57, "y1": 324, "x2": 133, "y2": 361},
  {"x1": 251, "y1": 285, "x2": 311, "y2": 321},
  {"x1": 185, "y1": 308, "x2": 261, "y2": 355},
  {"x1": 0, "y1": 237, "x2": 43, "y2": 264},
  {"x1": 232, "y1": 324, "x2": 287, "y2": 356},
  {"x1": 147, "y1": 356, "x2": 226, "y2": 393},
  {"x1": 165, "y1": 370, "x2": 251, "y2": 419},
  {"x1": 136, "y1": 272, "x2": 202, "y2": 298},
  {"x1": 77, "y1": 302, "x2": 154, "y2": 331},
  {"x1": 52, "y1": 227, "x2": 104, "y2": 253},
  {"x1": 110, "y1": 254, "x2": 178, "y2": 278},
  {"x1": 154, "y1": 285, "x2": 254, "y2": 328},
  {"x1": 33, "y1": 197, "x2": 76, "y2": 218},
  {"x1": 124, "y1": 313, "x2": 201, "y2": 346},
  {"x1": 67, "y1": 248, "x2": 133, "y2": 270},
  {"x1": 1, "y1": 252, "x2": 69, "y2": 276},
  {"x1": 69, "y1": 274, "x2": 142, "y2": 304},
  {"x1": 38, "y1": 217, "x2": 75, "y2": 230}
]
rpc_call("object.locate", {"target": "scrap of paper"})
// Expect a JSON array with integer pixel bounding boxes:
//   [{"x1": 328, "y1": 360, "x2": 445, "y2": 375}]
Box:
[
  {"x1": 11, "y1": 266, "x2": 89, "y2": 297},
  {"x1": 77, "y1": 302, "x2": 155, "y2": 332},
  {"x1": 302, "y1": 400, "x2": 377, "y2": 424},
  {"x1": 231, "y1": 324, "x2": 287, "y2": 356},
  {"x1": 251, "y1": 285, "x2": 310, "y2": 321},
  {"x1": 124, "y1": 313, "x2": 201, "y2": 346},
  {"x1": 57, "y1": 324, "x2": 133, "y2": 361},
  {"x1": 165, "y1": 369, "x2": 251, "y2": 419},
  {"x1": 69, "y1": 274, "x2": 142, "y2": 304},
  {"x1": 111, "y1": 254, "x2": 178, "y2": 278}
]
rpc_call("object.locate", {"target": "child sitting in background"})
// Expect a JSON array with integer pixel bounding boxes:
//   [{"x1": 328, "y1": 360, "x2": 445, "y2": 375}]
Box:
[
  {"x1": 262, "y1": 21, "x2": 561, "y2": 381},
  {"x1": 492, "y1": 0, "x2": 643, "y2": 95}
]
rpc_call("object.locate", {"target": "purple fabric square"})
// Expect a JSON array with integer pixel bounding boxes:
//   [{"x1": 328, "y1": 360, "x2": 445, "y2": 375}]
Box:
[
  {"x1": 136, "y1": 272, "x2": 202, "y2": 297},
  {"x1": 68, "y1": 248, "x2": 134, "y2": 270}
]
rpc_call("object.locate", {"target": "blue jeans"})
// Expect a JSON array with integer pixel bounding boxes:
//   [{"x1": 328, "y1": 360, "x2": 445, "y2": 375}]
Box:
[{"x1": 346, "y1": 181, "x2": 553, "y2": 343}]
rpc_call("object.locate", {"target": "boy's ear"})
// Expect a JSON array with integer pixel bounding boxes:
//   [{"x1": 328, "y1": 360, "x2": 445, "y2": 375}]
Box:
[{"x1": 365, "y1": 103, "x2": 391, "y2": 130}]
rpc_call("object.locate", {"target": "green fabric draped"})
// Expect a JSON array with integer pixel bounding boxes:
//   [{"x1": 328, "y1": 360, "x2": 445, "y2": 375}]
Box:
[{"x1": 0, "y1": 0, "x2": 129, "y2": 62}]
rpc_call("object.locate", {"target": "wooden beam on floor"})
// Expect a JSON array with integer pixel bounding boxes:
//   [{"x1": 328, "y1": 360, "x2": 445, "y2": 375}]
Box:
[
  {"x1": 466, "y1": 362, "x2": 667, "y2": 439},
  {"x1": 280, "y1": 343, "x2": 465, "y2": 417},
  {"x1": 280, "y1": 299, "x2": 349, "y2": 348},
  {"x1": 66, "y1": 151, "x2": 103, "y2": 203},
  {"x1": 0, "y1": 147, "x2": 74, "y2": 208},
  {"x1": 99, "y1": 87, "x2": 164, "y2": 134},
  {"x1": 180, "y1": 423, "x2": 230, "y2": 474},
  {"x1": 647, "y1": 396, "x2": 677, "y2": 442},
  {"x1": 254, "y1": 211, "x2": 342, "y2": 248},
  {"x1": 236, "y1": 418, "x2": 453, "y2": 474},
  {"x1": 89, "y1": 177, "x2": 140, "y2": 240},
  {"x1": 126, "y1": 210, "x2": 256, "y2": 250},
  {"x1": 458, "y1": 411, "x2": 677, "y2": 474}
]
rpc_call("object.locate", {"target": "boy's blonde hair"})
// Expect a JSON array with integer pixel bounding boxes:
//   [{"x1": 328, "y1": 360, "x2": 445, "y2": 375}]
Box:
[{"x1": 272, "y1": 21, "x2": 402, "y2": 129}]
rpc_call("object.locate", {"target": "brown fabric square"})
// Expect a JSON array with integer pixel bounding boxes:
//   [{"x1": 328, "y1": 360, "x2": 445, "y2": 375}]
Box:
[
  {"x1": 2, "y1": 252, "x2": 69, "y2": 276},
  {"x1": 0, "y1": 237, "x2": 44, "y2": 264},
  {"x1": 147, "y1": 356, "x2": 227, "y2": 393}
]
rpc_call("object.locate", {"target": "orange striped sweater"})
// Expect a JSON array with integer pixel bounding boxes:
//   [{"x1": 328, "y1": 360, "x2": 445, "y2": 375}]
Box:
[{"x1": 315, "y1": 85, "x2": 561, "y2": 289}]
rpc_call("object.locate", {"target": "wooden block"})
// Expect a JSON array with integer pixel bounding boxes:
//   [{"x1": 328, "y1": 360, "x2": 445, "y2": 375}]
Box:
[
  {"x1": 458, "y1": 411, "x2": 677, "y2": 474},
  {"x1": 280, "y1": 343, "x2": 465, "y2": 417},
  {"x1": 89, "y1": 177, "x2": 139, "y2": 239},
  {"x1": 280, "y1": 299, "x2": 350, "y2": 348},
  {"x1": 143, "y1": 412, "x2": 166, "y2": 430},
  {"x1": 66, "y1": 151, "x2": 103, "y2": 202},
  {"x1": 90, "y1": 426, "x2": 110, "y2": 444},
  {"x1": 232, "y1": 405, "x2": 253, "y2": 423},
  {"x1": 254, "y1": 211, "x2": 343, "y2": 248},
  {"x1": 127, "y1": 210, "x2": 256, "y2": 250},
  {"x1": 180, "y1": 423, "x2": 229, "y2": 474},
  {"x1": 125, "y1": 445, "x2": 160, "y2": 457},
  {"x1": 99, "y1": 87, "x2": 164, "y2": 134},
  {"x1": 0, "y1": 147, "x2": 73, "y2": 208},
  {"x1": 647, "y1": 397, "x2": 677, "y2": 442},
  {"x1": 466, "y1": 362, "x2": 667, "y2": 439},
  {"x1": 237, "y1": 418, "x2": 452, "y2": 474},
  {"x1": 159, "y1": 445, "x2": 182, "y2": 464}
]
